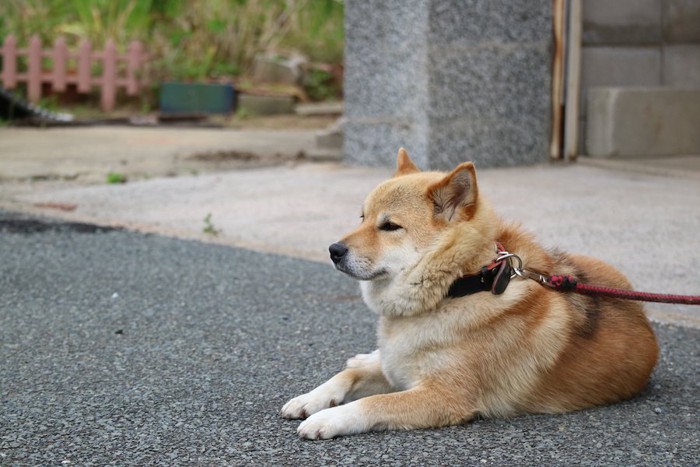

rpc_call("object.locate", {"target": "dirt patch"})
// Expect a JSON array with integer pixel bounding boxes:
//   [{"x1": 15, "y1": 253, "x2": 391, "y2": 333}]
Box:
[
  {"x1": 187, "y1": 150, "x2": 259, "y2": 162},
  {"x1": 181, "y1": 149, "x2": 304, "y2": 173},
  {"x1": 212, "y1": 114, "x2": 337, "y2": 130}
]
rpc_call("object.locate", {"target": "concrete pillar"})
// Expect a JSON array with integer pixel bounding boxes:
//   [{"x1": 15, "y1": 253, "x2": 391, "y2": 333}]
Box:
[{"x1": 344, "y1": 0, "x2": 552, "y2": 170}]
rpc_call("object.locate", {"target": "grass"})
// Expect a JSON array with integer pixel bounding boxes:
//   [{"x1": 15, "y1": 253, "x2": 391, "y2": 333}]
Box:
[
  {"x1": 0, "y1": 0, "x2": 344, "y2": 83},
  {"x1": 106, "y1": 172, "x2": 127, "y2": 184}
]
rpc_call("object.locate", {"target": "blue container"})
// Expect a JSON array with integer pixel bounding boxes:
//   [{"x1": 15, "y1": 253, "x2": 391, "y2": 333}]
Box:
[{"x1": 159, "y1": 82, "x2": 236, "y2": 114}]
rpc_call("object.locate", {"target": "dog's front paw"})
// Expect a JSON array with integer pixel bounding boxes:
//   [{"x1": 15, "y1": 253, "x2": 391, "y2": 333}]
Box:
[
  {"x1": 281, "y1": 394, "x2": 316, "y2": 419},
  {"x1": 297, "y1": 405, "x2": 364, "y2": 440},
  {"x1": 281, "y1": 383, "x2": 345, "y2": 420}
]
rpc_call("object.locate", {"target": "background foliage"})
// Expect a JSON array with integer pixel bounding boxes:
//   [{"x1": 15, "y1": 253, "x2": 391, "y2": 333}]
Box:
[{"x1": 0, "y1": 0, "x2": 344, "y2": 82}]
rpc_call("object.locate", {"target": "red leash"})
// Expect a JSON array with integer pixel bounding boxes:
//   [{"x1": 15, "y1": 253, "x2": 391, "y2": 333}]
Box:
[
  {"x1": 494, "y1": 246, "x2": 700, "y2": 306},
  {"x1": 546, "y1": 274, "x2": 700, "y2": 305}
]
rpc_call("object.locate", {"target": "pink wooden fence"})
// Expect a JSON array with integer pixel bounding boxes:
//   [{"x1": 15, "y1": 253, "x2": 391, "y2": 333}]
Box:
[{"x1": 1, "y1": 34, "x2": 148, "y2": 112}]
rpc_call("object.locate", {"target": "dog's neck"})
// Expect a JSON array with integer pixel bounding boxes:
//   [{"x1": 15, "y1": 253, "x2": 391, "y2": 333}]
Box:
[{"x1": 360, "y1": 219, "x2": 499, "y2": 318}]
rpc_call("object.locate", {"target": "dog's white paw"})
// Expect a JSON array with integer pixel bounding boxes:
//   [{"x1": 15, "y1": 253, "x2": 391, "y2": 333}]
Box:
[
  {"x1": 297, "y1": 404, "x2": 364, "y2": 440},
  {"x1": 280, "y1": 382, "x2": 345, "y2": 419},
  {"x1": 346, "y1": 349, "x2": 380, "y2": 369},
  {"x1": 281, "y1": 394, "x2": 318, "y2": 419}
]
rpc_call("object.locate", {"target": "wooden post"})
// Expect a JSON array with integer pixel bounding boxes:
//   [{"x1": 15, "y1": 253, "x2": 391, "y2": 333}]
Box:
[
  {"x1": 1, "y1": 34, "x2": 18, "y2": 88},
  {"x1": 549, "y1": 0, "x2": 565, "y2": 160},
  {"x1": 27, "y1": 35, "x2": 43, "y2": 103},
  {"x1": 53, "y1": 36, "x2": 68, "y2": 92},
  {"x1": 77, "y1": 40, "x2": 91, "y2": 93},
  {"x1": 563, "y1": 0, "x2": 582, "y2": 161},
  {"x1": 101, "y1": 39, "x2": 117, "y2": 111},
  {"x1": 126, "y1": 40, "x2": 143, "y2": 95}
]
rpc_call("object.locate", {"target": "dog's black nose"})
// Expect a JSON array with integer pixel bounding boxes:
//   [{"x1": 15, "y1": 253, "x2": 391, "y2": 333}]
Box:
[{"x1": 329, "y1": 242, "x2": 348, "y2": 264}]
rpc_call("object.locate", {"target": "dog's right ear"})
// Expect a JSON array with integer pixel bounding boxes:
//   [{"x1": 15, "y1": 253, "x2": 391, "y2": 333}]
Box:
[
  {"x1": 394, "y1": 148, "x2": 420, "y2": 177},
  {"x1": 428, "y1": 162, "x2": 478, "y2": 221}
]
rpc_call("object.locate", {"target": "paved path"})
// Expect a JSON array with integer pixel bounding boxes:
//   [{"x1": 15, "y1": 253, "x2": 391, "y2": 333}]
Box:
[
  {"x1": 1, "y1": 218, "x2": 697, "y2": 465},
  {"x1": 2, "y1": 151, "x2": 699, "y2": 327},
  {"x1": 0, "y1": 127, "x2": 317, "y2": 183}
]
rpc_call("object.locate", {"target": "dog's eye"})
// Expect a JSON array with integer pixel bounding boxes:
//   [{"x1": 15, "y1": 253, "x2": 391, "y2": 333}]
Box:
[{"x1": 379, "y1": 221, "x2": 402, "y2": 232}]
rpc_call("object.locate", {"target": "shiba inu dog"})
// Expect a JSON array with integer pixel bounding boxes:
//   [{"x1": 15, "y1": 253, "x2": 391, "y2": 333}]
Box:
[{"x1": 281, "y1": 148, "x2": 658, "y2": 440}]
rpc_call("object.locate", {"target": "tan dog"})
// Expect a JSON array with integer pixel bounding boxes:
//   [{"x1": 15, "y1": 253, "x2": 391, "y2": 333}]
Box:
[{"x1": 281, "y1": 149, "x2": 658, "y2": 440}]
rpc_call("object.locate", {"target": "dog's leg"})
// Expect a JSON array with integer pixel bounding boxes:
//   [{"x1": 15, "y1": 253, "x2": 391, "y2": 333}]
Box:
[
  {"x1": 280, "y1": 350, "x2": 392, "y2": 420},
  {"x1": 345, "y1": 349, "x2": 379, "y2": 369},
  {"x1": 297, "y1": 383, "x2": 473, "y2": 440}
]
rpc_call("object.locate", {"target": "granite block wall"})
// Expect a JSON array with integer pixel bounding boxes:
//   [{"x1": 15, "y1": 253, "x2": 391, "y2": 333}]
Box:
[
  {"x1": 344, "y1": 0, "x2": 552, "y2": 170},
  {"x1": 344, "y1": 0, "x2": 430, "y2": 168}
]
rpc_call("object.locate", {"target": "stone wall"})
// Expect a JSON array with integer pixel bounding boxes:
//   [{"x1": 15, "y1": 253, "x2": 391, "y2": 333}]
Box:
[
  {"x1": 343, "y1": 0, "x2": 430, "y2": 168},
  {"x1": 344, "y1": 0, "x2": 552, "y2": 170},
  {"x1": 580, "y1": 0, "x2": 700, "y2": 155}
]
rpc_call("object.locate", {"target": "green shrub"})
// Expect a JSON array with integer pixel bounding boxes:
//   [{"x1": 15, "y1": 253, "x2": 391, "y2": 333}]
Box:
[{"x1": 0, "y1": 0, "x2": 344, "y2": 84}]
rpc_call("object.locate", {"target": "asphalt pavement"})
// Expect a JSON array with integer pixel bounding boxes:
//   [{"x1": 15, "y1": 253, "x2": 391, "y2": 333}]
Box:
[
  {"x1": 0, "y1": 212, "x2": 698, "y2": 466},
  {"x1": 1, "y1": 125, "x2": 699, "y2": 465}
]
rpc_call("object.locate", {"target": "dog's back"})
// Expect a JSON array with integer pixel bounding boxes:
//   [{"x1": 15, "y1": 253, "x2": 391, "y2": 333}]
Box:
[
  {"x1": 527, "y1": 252, "x2": 658, "y2": 412},
  {"x1": 464, "y1": 224, "x2": 659, "y2": 416}
]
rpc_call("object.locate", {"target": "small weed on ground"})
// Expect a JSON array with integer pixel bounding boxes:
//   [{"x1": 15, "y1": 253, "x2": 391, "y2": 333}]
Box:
[
  {"x1": 106, "y1": 172, "x2": 127, "y2": 184},
  {"x1": 203, "y1": 212, "x2": 220, "y2": 236}
]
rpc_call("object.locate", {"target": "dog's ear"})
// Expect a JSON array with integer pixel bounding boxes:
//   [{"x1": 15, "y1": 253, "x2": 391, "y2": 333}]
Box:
[
  {"x1": 428, "y1": 162, "x2": 478, "y2": 221},
  {"x1": 394, "y1": 148, "x2": 420, "y2": 177}
]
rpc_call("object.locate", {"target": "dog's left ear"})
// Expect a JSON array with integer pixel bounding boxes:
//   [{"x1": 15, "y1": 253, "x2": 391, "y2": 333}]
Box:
[
  {"x1": 394, "y1": 148, "x2": 420, "y2": 177},
  {"x1": 428, "y1": 162, "x2": 479, "y2": 221}
]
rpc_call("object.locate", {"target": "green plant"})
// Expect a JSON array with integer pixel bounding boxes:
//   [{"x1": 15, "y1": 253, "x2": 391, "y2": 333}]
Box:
[
  {"x1": 203, "y1": 212, "x2": 220, "y2": 236},
  {"x1": 0, "y1": 0, "x2": 345, "y2": 107},
  {"x1": 304, "y1": 68, "x2": 339, "y2": 101},
  {"x1": 235, "y1": 106, "x2": 251, "y2": 120},
  {"x1": 38, "y1": 95, "x2": 59, "y2": 111},
  {"x1": 0, "y1": 0, "x2": 151, "y2": 45},
  {"x1": 59, "y1": 0, "x2": 153, "y2": 45},
  {"x1": 149, "y1": 0, "x2": 345, "y2": 81},
  {"x1": 106, "y1": 172, "x2": 127, "y2": 184}
]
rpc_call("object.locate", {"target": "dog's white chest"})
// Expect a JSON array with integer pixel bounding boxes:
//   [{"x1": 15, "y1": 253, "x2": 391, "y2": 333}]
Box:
[
  {"x1": 378, "y1": 339, "x2": 419, "y2": 391},
  {"x1": 377, "y1": 315, "x2": 452, "y2": 391}
]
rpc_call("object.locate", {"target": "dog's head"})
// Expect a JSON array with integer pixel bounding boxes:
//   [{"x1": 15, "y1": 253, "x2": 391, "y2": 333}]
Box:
[{"x1": 330, "y1": 148, "x2": 490, "y2": 283}]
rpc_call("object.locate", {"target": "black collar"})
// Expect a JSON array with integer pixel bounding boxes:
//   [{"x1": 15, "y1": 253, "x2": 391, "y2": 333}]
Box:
[{"x1": 447, "y1": 246, "x2": 512, "y2": 298}]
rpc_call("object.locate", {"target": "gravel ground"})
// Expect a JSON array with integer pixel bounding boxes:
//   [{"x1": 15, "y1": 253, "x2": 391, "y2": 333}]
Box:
[{"x1": 1, "y1": 213, "x2": 698, "y2": 466}]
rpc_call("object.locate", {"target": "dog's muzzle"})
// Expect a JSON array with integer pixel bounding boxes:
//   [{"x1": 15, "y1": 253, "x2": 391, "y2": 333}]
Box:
[
  {"x1": 329, "y1": 242, "x2": 348, "y2": 265},
  {"x1": 329, "y1": 242, "x2": 386, "y2": 280}
]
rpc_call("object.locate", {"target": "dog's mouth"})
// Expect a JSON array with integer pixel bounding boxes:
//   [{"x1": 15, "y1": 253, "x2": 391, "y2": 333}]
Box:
[
  {"x1": 334, "y1": 262, "x2": 388, "y2": 281},
  {"x1": 329, "y1": 242, "x2": 388, "y2": 280}
]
